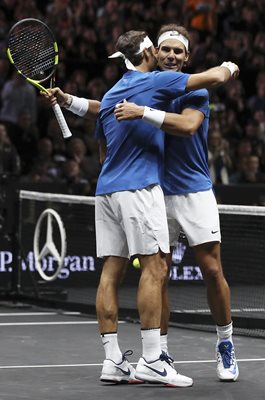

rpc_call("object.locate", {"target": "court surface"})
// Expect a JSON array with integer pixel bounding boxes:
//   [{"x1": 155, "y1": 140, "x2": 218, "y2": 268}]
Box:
[{"x1": 0, "y1": 302, "x2": 264, "y2": 400}]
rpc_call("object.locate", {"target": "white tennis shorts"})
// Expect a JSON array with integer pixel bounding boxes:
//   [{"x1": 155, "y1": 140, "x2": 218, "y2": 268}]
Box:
[
  {"x1": 95, "y1": 185, "x2": 170, "y2": 258},
  {"x1": 165, "y1": 189, "x2": 221, "y2": 247}
]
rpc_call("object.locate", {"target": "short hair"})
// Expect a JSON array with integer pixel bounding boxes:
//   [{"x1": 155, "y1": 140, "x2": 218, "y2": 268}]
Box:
[
  {"x1": 157, "y1": 24, "x2": 190, "y2": 49},
  {"x1": 115, "y1": 30, "x2": 149, "y2": 67}
]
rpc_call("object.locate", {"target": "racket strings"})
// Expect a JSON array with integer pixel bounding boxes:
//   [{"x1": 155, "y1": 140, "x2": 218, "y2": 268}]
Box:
[{"x1": 9, "y1": 24, "x2": 56, "y2": 81}]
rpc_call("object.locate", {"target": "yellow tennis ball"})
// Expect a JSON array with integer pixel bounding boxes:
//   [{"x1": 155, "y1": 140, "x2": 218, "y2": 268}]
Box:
[{"x1": 132, "y1": 258, "x2": 141, "y2": 269}]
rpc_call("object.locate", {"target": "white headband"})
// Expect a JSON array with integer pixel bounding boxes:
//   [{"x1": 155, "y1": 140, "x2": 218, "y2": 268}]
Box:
[
  {"x1": 108, "y1": 36, "x2": 153, "y2": 71},
  {"x1": 135, "y1": 36, "x2": 153, "y2": 54},
  {"x1": 108, "y1": 51, "x2": 137, "y2": 70},
  {"x1": 157, "y1": 31, "x2": 189, "y2": 51}
]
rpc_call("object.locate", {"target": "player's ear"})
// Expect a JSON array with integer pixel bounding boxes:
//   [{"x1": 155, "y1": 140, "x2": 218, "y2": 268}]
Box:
[
  {"x1": 142, "y1": 48, "x2": 150, "y2": 61},
  {"x1": 184, "y1": 51, "x2": 190, "y2": 67}
]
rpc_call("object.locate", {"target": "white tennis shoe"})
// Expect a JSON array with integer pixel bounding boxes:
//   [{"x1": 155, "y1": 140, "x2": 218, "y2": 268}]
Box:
[
  {"x1": 100, "y1": 350, "x2": 143, "y2": 384},
  {"x1": 216, "y1": 341, "x2": 239, "y2": 381},
  {"x1": 135, "y1": 352, "x2": 193, "y2": 387}
]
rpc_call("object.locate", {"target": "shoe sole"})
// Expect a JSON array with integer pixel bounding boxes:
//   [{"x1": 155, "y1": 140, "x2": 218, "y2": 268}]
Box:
[
  {"x1": 218, "y1": 373, "x2": 239, "y2": 382},
  {"x1": 100, "y1": 376, "x2": 144, "y2": 384},
  {"x1": 135, "y1": 372, "x2": 193, "y2": 387}
]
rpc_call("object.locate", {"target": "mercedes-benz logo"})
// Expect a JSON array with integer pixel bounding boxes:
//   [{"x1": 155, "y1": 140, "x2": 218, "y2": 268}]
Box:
[{"x1": 33, "y1": 208, "x2": 67, "y2": 282}]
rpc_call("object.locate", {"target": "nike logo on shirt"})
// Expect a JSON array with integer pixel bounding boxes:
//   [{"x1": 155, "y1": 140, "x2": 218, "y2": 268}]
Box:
[{"x1": 211, "y1": 230, "x2": 218, "y2": 234}]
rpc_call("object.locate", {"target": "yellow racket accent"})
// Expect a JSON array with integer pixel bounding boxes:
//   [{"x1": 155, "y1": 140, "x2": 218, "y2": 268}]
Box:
[{"x1": 26, "y1": 78, "x2": 49, "y2": 93}]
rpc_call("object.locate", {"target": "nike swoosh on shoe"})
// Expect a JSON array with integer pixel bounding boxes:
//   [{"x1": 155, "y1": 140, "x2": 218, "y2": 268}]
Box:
[
  {"x1": 115, "y1": 367, "x2": 131, "y2": 375},
  {"x1": 144, "y1": 365, "x2": 167, "y2": 377}
]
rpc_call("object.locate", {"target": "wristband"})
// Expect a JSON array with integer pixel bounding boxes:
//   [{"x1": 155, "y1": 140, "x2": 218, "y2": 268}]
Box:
[
  {"x1": 65, "y1": 95, "x2": 89, "y2": 116},
  {"x1": 142, "y1": 106, "x2": 165, "y2": 128},
  {"x1": 221, "y1": 62, "x2": 237, "y2": 77}
]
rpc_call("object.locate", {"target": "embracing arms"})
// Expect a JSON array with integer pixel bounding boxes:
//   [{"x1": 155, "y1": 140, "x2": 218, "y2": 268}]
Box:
[
  {"x1": 114, "y1": 61, "x2": 239, "y2": 135},
  {"x1": 114, "y1": 101, "x2": 204, "y2": 136}
]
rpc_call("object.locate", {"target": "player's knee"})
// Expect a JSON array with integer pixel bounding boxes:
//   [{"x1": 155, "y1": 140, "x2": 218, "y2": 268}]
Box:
[
  {"x1": 202, "y1": 263, "x2": 224, "y2": 282},
  {"x1": 155, "y1": 259, "x2": 168, "y2": 282}
]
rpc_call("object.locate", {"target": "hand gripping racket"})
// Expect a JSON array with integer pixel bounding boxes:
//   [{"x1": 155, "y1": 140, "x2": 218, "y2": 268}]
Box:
[{"x1": 7, "y1": 18, "x2": 72, "y2": 139}]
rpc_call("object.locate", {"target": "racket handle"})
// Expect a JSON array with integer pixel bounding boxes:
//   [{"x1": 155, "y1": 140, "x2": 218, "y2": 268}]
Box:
[{"x1": 52, "y1": 103, "x2": 72, "y2": 139}]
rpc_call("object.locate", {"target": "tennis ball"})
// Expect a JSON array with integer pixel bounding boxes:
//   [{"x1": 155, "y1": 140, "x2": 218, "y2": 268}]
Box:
[{"x1": 132, "y1": 258, "x2": 141, "y2": 269}]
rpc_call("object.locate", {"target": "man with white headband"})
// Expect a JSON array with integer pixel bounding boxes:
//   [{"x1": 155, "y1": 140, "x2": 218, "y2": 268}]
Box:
[
  {"x1": 42, "y1": 28, "x2": 239, "y2": 387},
  {"x1": 94, "y1": 30, "x2": 193, "y2": 387},
  {"x1": 114, "y1": 24, "x2": 239, "y2": 382}
]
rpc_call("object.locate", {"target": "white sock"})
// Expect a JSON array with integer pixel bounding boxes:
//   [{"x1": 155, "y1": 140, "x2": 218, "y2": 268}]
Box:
[
  {"x1": 160, "y1": 333, "x2": 168, "y2": 354},
  {"x1": 141, "y1": 328, "x2": 161, "y2": 362},
  {"x1": 216, "y1": 322, "x2": 233, "y2": 345},
  {"x1": 101, "y1": 332, "x2": 122, "y2": 363}
]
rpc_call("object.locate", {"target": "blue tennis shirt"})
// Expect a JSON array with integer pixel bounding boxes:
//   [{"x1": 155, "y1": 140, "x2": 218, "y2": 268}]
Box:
[
  {"x1": 163, "y1": 89, "x2": 212, "y2": 195},
  {"x1": 96, "y1": 70, "x2": 189, "y2": 195}
]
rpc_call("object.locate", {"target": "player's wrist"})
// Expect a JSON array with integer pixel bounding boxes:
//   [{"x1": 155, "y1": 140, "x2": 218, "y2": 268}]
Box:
[
  {"x1": 142, "y1": 106, "x2": 165, "y2": 128},
  {"x1": 221, "y1": 62, "x2": 238, "y2": 77},
  {"x1": 64, "y1": 94, "x2": 73, "y2": 108},
  {"x1": 65, "y1": 95, "x2": 89, "y2": 116},
  {"x1": 137, "y1": 106, "x2": 145, "y2": 118}
]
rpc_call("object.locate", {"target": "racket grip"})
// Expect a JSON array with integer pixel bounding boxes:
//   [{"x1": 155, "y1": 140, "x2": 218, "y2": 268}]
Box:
[{"x1": 52, "y1": 103, "x2": 72, "y2": 139}]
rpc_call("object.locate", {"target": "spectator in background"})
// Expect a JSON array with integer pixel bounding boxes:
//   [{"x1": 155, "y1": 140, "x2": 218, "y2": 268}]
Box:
[
  {"x1": 102, "y1": 63, "x2": 120, "y2": 90},
  {"x1": 45, "y1": 117, "x2": 68, "y2": 177},
  {"x1": 244, "y1": 119, "x2": 264, "y2": 154},
  {"x1": 229, "y1": 156, "x2": 249, "y2": 184},
  {"x1": 0, "y1": 123, "x2": 20, "y2": 176},
  {"x1": 236, "y1": 138, "x2": 253, "y2": 159},
  {"x1": 247, "y1": 72, "x2": 265, "y2": 113},
  {"x1": 19, "y1": 162, "x2": 54, "y2": 184},
  {"x1": 13, "y1": 0, "x2": 43, "y2": 20},
  {"x1": 45, "y1": 0, "x2": 73, "y2": 33},
  {"x1": 208, "y1": 129, "x2": 232, "y2": 184},
  {"x1": 238, "y1": 155, "x2": 265, "y2": 184},
  {"x1": 0, "y1": 121, "x2": 20, "y2": 232},
  {"x1": 10, "y1": 110, "x2": 40, "y2": 174},
  {"x1": 60, "y1": 158, "x2": 91, "y2": 195},
  {"x1": 30, "y1": 137, "x2": 60, "y2": 181},
  {"x1": 0, "y1": 58, "x2": 9, "y2": 90},
  {"x1": 254, "y1": 110, "x2": 265, "y2": 144},
  {"x1": 71, "y1": 69, "x2": 89, "y2": 98},
  {"x1": 0, "y1": 73, "x2": 37, "y2": 126},
  {"x1": 223, "y1": 79, "x2": 246, "y2": 120},
  {"x1": 183, "y1": 0, "x2": 216, "y2": 37},
  {"x1": 219, "y1": 108, "x2": 243, "y2": 149},
  {"x1": 66, "y1": 137, "x2": 95, "y2": 180},
  {"x1": 86, "y1": 78, "x2": 107, "y2": 101}
]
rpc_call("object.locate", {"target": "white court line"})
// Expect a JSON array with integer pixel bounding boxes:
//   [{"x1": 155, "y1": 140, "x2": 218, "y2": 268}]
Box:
[
  {"x1": 0, "y1": 312, "x2": 81, "y2": 317},
  {"x1": 0, "y1": 312, "x2": 57, "y2": 317},
  {"x1": 0, "y1": 321, "x2": 125, "y2": 326},
  {"x1": 0, "y1": 358, "x2": 264, "y2": 370}
]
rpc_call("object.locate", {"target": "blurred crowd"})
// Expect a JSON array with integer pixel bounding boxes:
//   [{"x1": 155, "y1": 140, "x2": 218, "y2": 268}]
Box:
[{"x1": 0, "y1": 0, "x2": 265, "y2": 195}]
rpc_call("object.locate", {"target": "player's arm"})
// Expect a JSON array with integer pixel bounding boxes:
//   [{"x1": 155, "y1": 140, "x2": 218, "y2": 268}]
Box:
[
  {"x1": 186, "y1": 62, "x2": 239, "y2": 90},
  {"x1": 41, "y1": 87, "x2": 100, "y2": 120},
  {"x1": 162, "y1": 108, "x2": 204, "y2": 135},
  {"x1": 114, "y1": 102, "x2": 204, "y2": 136}
]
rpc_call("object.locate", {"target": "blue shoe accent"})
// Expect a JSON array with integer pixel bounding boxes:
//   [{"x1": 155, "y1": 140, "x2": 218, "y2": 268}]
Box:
[
  {"x1": 216, "y1": 340, "x2": 239, "y2": 381},
  {"x1": 218, "y1": 341, "x2": 234, "y2": 368},
  {"x1": 161, "y1": 351, "x2": 175, "y2": 367}
]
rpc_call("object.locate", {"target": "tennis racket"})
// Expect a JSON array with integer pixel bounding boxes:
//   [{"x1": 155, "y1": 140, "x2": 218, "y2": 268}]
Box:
[{"x1": 7, "y1": 18, "x2": 72, "y2": 139}]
